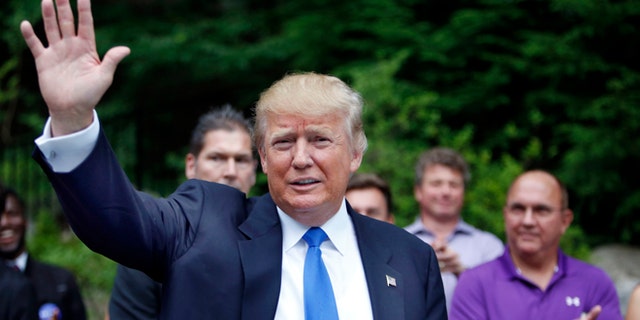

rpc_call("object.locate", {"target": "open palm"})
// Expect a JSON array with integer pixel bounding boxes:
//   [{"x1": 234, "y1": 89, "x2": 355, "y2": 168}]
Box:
[{"x1": 20, "y1": 0, "x2": 129, "y2": 135}]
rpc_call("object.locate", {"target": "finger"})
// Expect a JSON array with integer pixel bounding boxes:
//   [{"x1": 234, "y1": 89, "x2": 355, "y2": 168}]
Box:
[
  {"x1": 42, "y1": 0, "x2": 61, "y2": 45},
  {"x1": 101, "y1": 46, "x2": 131, "y2": 75},
  {"x1": 20, "y1": 21, "x2": 45, "y2": 57},
  {"x1": 586, "y1": 305, "x2": 602, "y2": 320},
  {"x1": 76, "y1": 0, "x2": 95, "y2": 43},
  {"x1": 54, "y1": 0, "x2": 77, "y2": 38}
]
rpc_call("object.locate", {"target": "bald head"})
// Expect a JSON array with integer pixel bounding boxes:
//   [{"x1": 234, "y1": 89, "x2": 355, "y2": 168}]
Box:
[
  {"x1": 503, "y1": 170, "x2": 573, "y2": 263},
  {"x1": 507, "y1": 170, "x2": 568, "y2": 210}
]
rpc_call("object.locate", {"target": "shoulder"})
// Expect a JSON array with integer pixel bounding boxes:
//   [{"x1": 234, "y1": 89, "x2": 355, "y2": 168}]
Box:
[
  {"x1": 461, "y1": 221, "x2": 503, "y2": 244},
  {"x1": 353, "y1": 214, "x2": 434, "y2": 254},
  {"x1": 175, "y1": 179, "x2": 248, "y2": 199},
  {"x1": 460, "y1": 257, "x2": 503, "y2": 281},
  {"x1": 28, "y1": 258, "x2": 77, "y2": 281},
  {"x1": 564, "y1": 255, "x2": 615, "y2": 283}
]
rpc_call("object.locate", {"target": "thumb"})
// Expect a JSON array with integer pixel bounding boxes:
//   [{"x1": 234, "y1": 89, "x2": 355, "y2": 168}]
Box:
[{"x1": 101, "y1": 46, "x2": 131, "y2": 74}]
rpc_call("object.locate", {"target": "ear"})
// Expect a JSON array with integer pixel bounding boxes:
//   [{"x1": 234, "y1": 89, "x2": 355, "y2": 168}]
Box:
[
  {"x1": 185, "y1": 153, "x2": 196, "y2": 179},
  {"x1": 414, "y1": 184, "x2": 422, "y2": 202},
  {"x1": 349, "y1": 150, "x2": 363, "y2": 173},
  {"x1": 560, "y1": 208, "x2": 574, "y2": 235},
  {"x1": 249, "y1": 160, "x2": 258, "y2": 187},
  {"x1": 258, "y1": 148, "x2": 268, "y2": 175}
]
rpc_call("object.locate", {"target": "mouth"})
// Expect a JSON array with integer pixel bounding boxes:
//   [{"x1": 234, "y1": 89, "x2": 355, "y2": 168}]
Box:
[
  {"x1": 290, "y1": 178, "x2": 321, "y2": 189},
  {"x1": 518, "y1": 232, "x2": 539, "y2": 241},
  {"x1": 292, "y1": 178, "x2": 319, "y2": 185},
  {"x1": 0, "y1": 229, "x2": 17, "y2": 245}
]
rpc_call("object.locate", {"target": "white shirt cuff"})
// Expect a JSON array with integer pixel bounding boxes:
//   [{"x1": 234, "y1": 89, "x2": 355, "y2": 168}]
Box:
[{"x1": 35, "y1": 110, "x2": 100, "y2": 173}]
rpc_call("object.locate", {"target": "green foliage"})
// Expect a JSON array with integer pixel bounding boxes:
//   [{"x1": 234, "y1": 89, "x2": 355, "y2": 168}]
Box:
[{"x1": 4, "y1": 0, "x2": 640, "y2": 316}]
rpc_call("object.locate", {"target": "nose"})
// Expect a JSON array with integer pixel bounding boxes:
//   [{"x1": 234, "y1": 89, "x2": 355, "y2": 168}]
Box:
[
  {"x1": 522, "y1": 207, "x2": 536, "y2": 225},
  {"x1": 223, "y1": 158, "x2": 238, "y2": 177},
  {"x1": 292, "y1": 140, "x2": 313, "y2": 169}
]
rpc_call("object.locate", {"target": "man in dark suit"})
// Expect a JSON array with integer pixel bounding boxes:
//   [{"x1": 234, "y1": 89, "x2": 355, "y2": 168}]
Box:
[
  {"x1": 108, "y1": 105, "x2": 258, "y2": 319},
  {"x1": 0, "y1": 261, "x2": 38, "y2": 320},
  {"x1": 20, "y1": 0, "x2": 447, "y2": 318},
  {"x1": 0, "y1": 187, "x2": 87, "y2": 320}
]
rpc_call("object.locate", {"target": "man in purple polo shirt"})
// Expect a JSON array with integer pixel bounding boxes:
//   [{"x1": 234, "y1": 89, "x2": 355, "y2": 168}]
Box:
[{"x1": 450, "y1": 170, "x2": 622, "y2": 320}]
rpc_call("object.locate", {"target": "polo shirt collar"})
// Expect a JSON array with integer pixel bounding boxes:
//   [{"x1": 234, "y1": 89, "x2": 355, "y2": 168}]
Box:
[{"x1": 500, "y1": 246, "x2": 567, "y2": 289}]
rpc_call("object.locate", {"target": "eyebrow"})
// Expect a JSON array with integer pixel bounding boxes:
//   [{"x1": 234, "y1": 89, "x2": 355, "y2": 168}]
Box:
[{"x1": 270, "y1": 125, "x2": 336, "y2": 140}]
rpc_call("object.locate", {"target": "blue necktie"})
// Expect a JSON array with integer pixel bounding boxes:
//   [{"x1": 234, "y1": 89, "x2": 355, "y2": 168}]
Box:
[{"x1": 303, "y1": 227, "x2": 339, "y2": 320}]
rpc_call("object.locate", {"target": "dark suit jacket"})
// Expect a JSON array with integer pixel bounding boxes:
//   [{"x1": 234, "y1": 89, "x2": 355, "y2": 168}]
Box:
[
  {"x1": 109, "y1": 264, "x2": 162, "y2": 320},
  {"x1": 0, "y1": 265, "x2": 38, "y2": 320},
  {"x1": 34, "y1": 130, "x2": 447, "y2": 320},
  {"x1": 24, "y1": 256, "x2": 87, "y2": 320}
]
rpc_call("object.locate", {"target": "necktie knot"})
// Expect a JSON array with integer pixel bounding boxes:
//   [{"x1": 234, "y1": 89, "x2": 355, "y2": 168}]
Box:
[{"x1": 303, "y1": 227, "x2": 328, "y2": 248}]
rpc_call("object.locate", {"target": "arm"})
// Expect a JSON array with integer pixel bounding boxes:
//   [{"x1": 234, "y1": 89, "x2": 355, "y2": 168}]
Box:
[
  {"x1": 20, "y1": 0, "x2": 129, "y2": 136},
  {"x1": 583, "y1": 269, "x2": 623, "y2": 320},
  {"x1": 626, "y1": 285, "x2": 640, "y2": 320}
]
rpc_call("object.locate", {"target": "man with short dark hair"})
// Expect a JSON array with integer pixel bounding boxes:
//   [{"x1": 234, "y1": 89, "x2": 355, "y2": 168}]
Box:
[
  {"x1": 405, "y1": 147, "x2": 503, "y2": 312},
  {"x1": 108, "y1": 104, "x2": 257, "y2": 319},
  {"x1": 346, "y1": 173, "x2": 395, "y2": 224},
  {"x1": 0, "y1": 187, "x2": 86, "y2": 319}
]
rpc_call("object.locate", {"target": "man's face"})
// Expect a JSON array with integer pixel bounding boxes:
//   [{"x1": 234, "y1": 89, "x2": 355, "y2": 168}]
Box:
[
  {"x1": 259, "y1": 113, "x2": 362, "y2": 226},
  {"x1": 414, "y1": 164, "x2": 465, "y2": 220},
  {"x1": 185, "y1": 129, "x2": 256, "y2": 194},
  {"x1": 503, "y1": 172, "x2": 572, "y2": 259},
  {"x1": 0, "y1": 195, "x2": 26, "y2": 258},
  {"x1": 346, "y1": 187, "x2": 393, "y2": 224}
]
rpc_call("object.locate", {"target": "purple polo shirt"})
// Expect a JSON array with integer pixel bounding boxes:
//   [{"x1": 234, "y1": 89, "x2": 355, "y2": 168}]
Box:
[{"x1": 450, "y1": 248, "x2": 622, "y2": 320}]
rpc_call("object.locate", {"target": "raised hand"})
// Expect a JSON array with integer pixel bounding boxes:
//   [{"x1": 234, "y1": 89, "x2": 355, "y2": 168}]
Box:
[{"x1": 20, "y1": 0, "x2": 130, "y2": 136}]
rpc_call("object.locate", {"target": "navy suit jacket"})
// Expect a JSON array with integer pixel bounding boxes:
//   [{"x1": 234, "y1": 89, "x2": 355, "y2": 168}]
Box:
[
  {"x1": 0, "y1": 264, "x2": 38, "y2": 320},
  {"x1": 24, "y1": 256, "x2": 87, "y2": 320},
  {"x1": 34, "y1": 130, "x2": 446, "y2": 319}
]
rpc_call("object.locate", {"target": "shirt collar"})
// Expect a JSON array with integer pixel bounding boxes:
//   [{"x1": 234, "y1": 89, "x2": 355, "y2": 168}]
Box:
[
  {"x1": 501, "y1": 247, "x2": 565, "y2": 283},
  {"x1": 405, "y1": 216, "x2": 473, "y2": 237},
  {"x1": 278, "y1": 199, "x2": 351, "y2": 256},
  {"x1": 5, "y1": 251, "x2": 28, "y2": 272}
]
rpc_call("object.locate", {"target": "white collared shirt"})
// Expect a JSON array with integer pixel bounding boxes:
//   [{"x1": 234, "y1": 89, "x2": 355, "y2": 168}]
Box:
[
  {"x1": 5, "y1": 252, "x2": 28, "y2": 272},
  {"x1": 275, "y1": 201, "x2": 373, "y2": 319}
]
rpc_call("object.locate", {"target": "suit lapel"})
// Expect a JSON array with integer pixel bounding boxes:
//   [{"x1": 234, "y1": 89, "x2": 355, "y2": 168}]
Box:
[
  {"x1": 351, "y1": 211, "x2": 406, "y2": 320},
  {"x1": 238, "y1": 194, "x2": 283, "y2": 320}
]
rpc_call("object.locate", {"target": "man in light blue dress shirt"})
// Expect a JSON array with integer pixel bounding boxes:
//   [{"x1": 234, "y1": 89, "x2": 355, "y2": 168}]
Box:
[{"x1": 405, "y1": 147, "x2": 504, "y2": 313}]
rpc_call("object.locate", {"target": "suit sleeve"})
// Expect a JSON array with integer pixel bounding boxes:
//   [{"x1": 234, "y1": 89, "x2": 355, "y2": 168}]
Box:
[{"x1": 32, "y1": 129, "x2": 188, "y2": 279}]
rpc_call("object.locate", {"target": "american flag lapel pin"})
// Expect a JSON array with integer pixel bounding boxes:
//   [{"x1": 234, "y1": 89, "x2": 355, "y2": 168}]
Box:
[{"x1": 386, "y1": 275, "x2": 397, "y2": 287}]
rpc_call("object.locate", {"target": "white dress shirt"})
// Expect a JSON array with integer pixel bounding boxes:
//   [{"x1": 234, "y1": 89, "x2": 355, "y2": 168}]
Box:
[{"x1": 275, "y1": 201, "x2": 373, "y2": 319}]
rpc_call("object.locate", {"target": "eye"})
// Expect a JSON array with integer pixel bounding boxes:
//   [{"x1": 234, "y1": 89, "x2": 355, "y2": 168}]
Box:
[
  {"x1": 508, "y1": 204, "x2": 525, "y2": 215},
  {"x1": 236, "y1": 156, "x2": 252, "y2": 164},
  {"x1": 533, "y1": 206, "x2": 553, "y2": 216},
  {"x1": 272, "y1": 139, "x2": 293, "y2": 150},
  {"x1": 428, "y1": 180, "x2": 442, "y2": 187},
  {"x1": 312, "y1": 135, "x2": 331, "y2": 145},
  {"x1": 209, "y1": 155, "x2": 225, "y2": 162}
]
